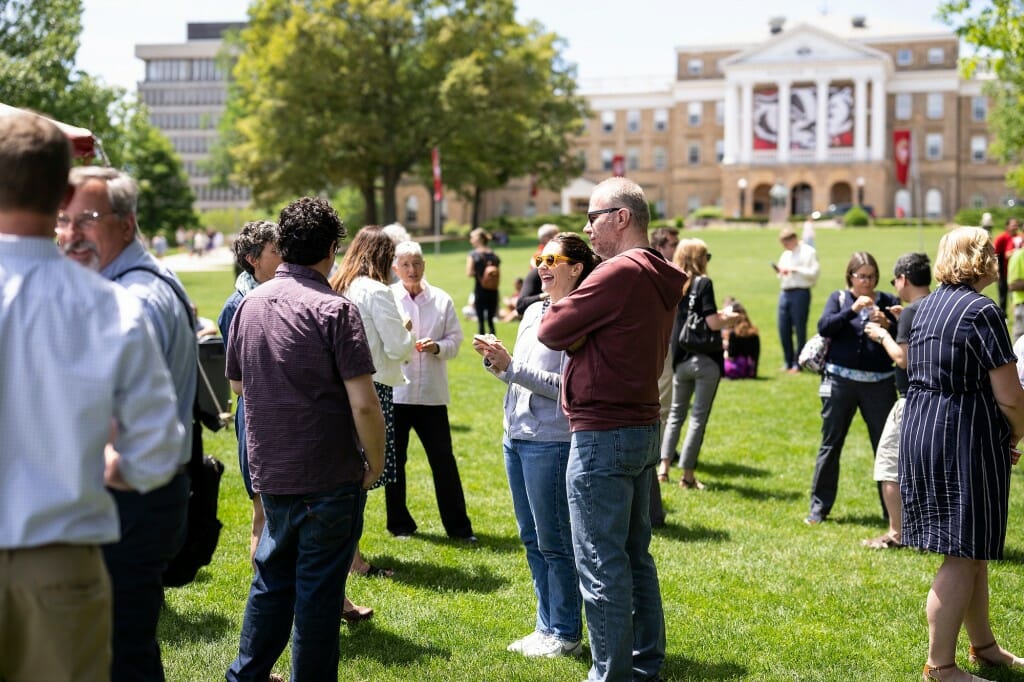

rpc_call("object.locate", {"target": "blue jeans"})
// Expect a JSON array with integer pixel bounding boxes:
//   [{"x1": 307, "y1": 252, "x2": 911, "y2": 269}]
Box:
[
  {"x1": 778, "y1": 288, "x2": 811, "y2": 369},
  {"x1": 568, "y1": 425, "x2": 666, "y2": 681},
  {"x1": 226, "y1": 482, "x2": 365, "y2": 682},
  {"x1": 504, "y1": 436, "x2": 581, "y2": 642}
]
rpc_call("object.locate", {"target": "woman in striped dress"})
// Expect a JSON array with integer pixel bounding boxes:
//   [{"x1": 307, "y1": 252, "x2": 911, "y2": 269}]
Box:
[{"x1": 901, "y1": 227, "x2": 1024, "y2": 681}]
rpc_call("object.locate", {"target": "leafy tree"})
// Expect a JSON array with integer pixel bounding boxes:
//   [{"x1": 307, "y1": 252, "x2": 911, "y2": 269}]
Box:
[
  {"x1": 218, "y1": 0, "x2": 583, "y2": 225},
  {"x1": 940, "y1": 0, "x2": 1024, "y2": 193},
  {"x1": 0, "y1": 0, "x2": 197, "y2": 233},
  {"x1": 425, "y1": 6, "x2": 586, "y2": 226}
]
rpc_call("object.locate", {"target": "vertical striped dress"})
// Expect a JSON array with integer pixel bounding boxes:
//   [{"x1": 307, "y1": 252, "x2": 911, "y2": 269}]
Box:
[{"x1": 900, "y1": 283, "x2": 1016, "y2": 559}]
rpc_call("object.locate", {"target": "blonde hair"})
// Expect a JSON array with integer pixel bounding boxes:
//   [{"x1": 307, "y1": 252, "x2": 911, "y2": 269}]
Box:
[
  {"x1": 673, "y1": 238, "x2": 709, "y2": 293},
  {"x1": 933, "y1": 226, "x2": 997, "y2": 286}
]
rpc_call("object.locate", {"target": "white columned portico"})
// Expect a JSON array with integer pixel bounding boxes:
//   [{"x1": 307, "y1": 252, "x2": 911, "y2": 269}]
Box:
[
  {"x1": 740, "y1": 81, "x2": 753, "y2": 164},
  {"x1": 870, "y1": 76, "x2": 886, "y2": 161},
  {"x1": 854, "y1": 77, "x2": 868, "y2": 161},
  {"x1": 815, "y1": 78, "x2": 829, "y2": 162},
  {"x1": 777, "y1": 80, "x2": 791, "y2": 163},
  {"x1": 723, "y1": 82, "x2": 738, "y2": 164}
]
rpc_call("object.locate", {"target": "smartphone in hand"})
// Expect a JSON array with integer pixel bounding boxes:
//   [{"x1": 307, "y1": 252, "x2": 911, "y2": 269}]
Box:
[{"x1": 770, "y1": 262, "x2": 780, "y2": 273}]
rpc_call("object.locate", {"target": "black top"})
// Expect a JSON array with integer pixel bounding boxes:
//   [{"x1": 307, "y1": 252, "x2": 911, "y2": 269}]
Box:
[{"x1": 817, "y1": 289, "x2": 899, "y2": 372}]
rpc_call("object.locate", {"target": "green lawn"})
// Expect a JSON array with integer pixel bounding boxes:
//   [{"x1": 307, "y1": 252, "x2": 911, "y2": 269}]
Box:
[{"x1": 168, "y1": 225, "x2": 1024, "y2": 681}]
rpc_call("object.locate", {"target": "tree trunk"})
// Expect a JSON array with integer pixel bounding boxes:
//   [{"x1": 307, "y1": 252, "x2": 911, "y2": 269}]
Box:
[
  {"x1": 360, "y1": 182, "x2": 377, "y2": 226},
  {"x1": 472, "y1": 185, "x2": 483, "y2": 229},
  {"x1": 382, "y1": 171, "x2": 399, "y2": 225}
]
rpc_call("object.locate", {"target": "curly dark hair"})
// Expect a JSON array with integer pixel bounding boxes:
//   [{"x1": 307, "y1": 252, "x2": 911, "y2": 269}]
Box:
[
  {"x1": 552, "y1": 232, "x2": 601, "y2": 289},
  {"x1": 277, "y1": 197, "x2": 346, "y2": 266},
  {"x1": 233, "y1": 220, "x2": 279, "y2": 275}
]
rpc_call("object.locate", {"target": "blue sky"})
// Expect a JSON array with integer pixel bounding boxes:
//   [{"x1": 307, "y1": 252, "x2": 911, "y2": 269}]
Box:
[{"x1": 78, "y1": 0, "x2": 951, "y2": 92}]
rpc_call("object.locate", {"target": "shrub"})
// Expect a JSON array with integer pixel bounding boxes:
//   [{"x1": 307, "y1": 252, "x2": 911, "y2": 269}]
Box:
[{"x1": 842, "y1": 205, "x2": 872, "y2": 227}]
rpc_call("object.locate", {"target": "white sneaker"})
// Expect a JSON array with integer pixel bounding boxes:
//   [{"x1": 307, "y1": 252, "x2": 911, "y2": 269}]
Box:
[
  {"x1": 507, "y1": 630, "x2": 543, "y2": 653},
  {"x1": 521, "y1": 633, "x2": 583, "y2": 658}
]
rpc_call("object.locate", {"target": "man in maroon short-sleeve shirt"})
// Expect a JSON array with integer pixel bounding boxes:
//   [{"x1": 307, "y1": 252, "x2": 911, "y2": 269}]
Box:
[{"x1": 225, "y1": 197, "x2": 385, "y2": 682}]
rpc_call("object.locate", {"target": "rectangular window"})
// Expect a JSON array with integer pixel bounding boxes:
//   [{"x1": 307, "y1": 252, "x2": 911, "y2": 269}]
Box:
[
  {"x1": 971, "y1": 135, "x2": 987, "y2": 163},
  {"x1": 576, "y1": 150, "x2": 587, "y2": 172},
  {"x1": 653, "y1": 146, "x2": 667, "y2": 170},
  {"x1": 895, "y1": 93, "x2": 912, "y2": 120},
  {"x1": 715, "y1": 100, "x2": 724, "y2": 125},
  {"x1": 627, "y1": 109, "x2": 641, "y2": 133},
  {"x1": 928, "y1": 47, "x2": 945, "y2": 64},
  {"x1": 654, "y1": 108, "x2": 668, "y2": 132},
  {"x1": 926, "y1": 133, "x2": 943, "y2": 160},
  {"x1": 687, "y1": 141, "x2": 701, "y2": 165},
  {"x1": 715, "y1": 139, "x2": 724, "y2": 163},
  {"x1": 654, "y1": 200, "x2": 667, "y2": 220},
  {"x1": 601, "y1": 149, "x2": 614, "y2": 171},
  {"x1": 926, "y1": 93, "x2": 943, "y2": 119},
  {"x1": 688, "y1": 101, "x2": 702, "y2": 127},
  {"x1": 972, "y1": 96, "x2": 987, "y2": 122},
  {"x1": 601, "y1": 111, "x2": 615, "y2": 134},
  {"x1": 687, "y1": 196, "x2": 701, "y2": 212},
  {"x1": 687, "y1": 58, "x2": 703, "y2": 76},
  {"x1": 897, "y1": 48, "x2": 913, "y2": 66},
  {"x1": 626, "y1": 147, "x2": 639, "y2": 170}
]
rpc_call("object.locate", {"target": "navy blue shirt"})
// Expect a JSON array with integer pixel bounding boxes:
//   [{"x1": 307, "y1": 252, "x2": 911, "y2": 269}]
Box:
[{"x1": 818, "y1": 288, "x2": 899, "y2": 373}]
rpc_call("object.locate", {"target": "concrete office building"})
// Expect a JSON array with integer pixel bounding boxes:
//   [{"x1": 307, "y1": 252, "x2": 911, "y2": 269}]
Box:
[
  {"x1": 136, "y1": 23, "x2": 250, "y2": 212},
  {"x1": 398, "y1": 14, "x2": 1011, "y2": 227}
]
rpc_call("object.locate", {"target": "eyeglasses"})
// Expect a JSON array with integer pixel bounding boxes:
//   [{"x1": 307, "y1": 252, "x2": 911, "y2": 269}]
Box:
[
  {"x1": 706, "y1": 253, "x2": 713, "y2": 262},
  {"x1": 890, "y1": 273, "x2": 904, "y2": 287},
  {"x1": 587, "y1": 207, "x2": 623, "y2": 225},
  {"x1": 534, "y1": 254, "x2": 575, "y2": 268},
  {"x1": 852, "y1": 273, "x2": 877, "y2": 281},
  {"x1": 56, "y1": 210, "x2": 116, "y2": 232}
]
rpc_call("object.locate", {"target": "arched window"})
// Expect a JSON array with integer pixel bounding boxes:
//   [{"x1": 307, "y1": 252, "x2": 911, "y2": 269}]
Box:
[
  {"x1": 925, "y1": 189, "x2": 942, "y2": 219},
  {"x1": 894, "y1": 189, "x2": 911, "y2": 218}
]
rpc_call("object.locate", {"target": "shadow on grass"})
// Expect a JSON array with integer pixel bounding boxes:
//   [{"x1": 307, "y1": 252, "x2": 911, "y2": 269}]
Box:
[
  {"x1": 697, "y1": 461, "x2": 771, "y2": 478},
  {"x1": 831, "y1": 512, "x2": 888, "y2": 527},
  {"x1": 340, "y1": 623, "x2": 449, "y2": 666},
  {"x1": 356, "y1": 556, "x2": 509, "y2": 594},
  {"x1": 662, "y1": 652, "x2": 747, "y2": 680},
  {"x1": 655, "y1": 522, "x2": 729, "y2": 544},
  {"x1": 705, "y1": 480, "x2": 801, "y2": 502},
  {"x1": 415, "y1": 530, "x2": 522, "y2": 554},
  {"x1": 159, "y1": 602, "x2": 232, "y2": 644}
]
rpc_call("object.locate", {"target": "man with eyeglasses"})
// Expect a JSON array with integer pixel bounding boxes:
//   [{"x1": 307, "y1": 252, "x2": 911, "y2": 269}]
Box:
[
  {"x1": 56, "y1": 166, "x2": 197, "y2": 682},
  {"x1": 0, "y1": 113, "x2": 183, "y2": 681},
  {"x1": 538, "y1": 178, "x2": 686, "y2": 682},
  {"x1": 776, "y1": 225, "x2": 820, "y2": 373}
]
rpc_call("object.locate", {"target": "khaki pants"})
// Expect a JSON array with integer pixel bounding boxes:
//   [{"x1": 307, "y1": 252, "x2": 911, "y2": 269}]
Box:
[{"x1": 0, "y1": 545, "x2": 111, "y2": 682}]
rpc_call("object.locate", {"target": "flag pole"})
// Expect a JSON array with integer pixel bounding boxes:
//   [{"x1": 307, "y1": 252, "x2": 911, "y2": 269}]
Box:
[{"x1": 432, "y1": 147, "x2": 442, "y2": 255}]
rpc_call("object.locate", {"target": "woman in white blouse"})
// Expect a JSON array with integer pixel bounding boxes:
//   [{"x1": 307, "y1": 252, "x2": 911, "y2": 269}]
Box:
[{"x1": 330, "y1": 226, "x2": 414, "y2": 620}]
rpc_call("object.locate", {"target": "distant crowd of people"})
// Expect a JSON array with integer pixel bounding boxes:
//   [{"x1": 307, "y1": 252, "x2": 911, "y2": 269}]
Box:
[{"x1": 7, "y1": 108, "x2": 1024, "y2": 682}]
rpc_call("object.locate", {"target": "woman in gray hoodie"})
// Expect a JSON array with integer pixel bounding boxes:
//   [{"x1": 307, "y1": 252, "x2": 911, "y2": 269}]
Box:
[{"x1": 472, "y1": 233, "x2": 598, "y2": 660}]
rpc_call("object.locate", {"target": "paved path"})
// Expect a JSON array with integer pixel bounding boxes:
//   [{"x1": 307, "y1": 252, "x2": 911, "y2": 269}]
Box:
[{"x1": 161, "y1": 247, "x2": 234, "y2": 273}]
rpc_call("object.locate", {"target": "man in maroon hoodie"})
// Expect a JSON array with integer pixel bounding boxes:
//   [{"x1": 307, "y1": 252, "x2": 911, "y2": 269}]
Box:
[{"x1": 538, "y1": 177, "x2": 686, "y2": 681}]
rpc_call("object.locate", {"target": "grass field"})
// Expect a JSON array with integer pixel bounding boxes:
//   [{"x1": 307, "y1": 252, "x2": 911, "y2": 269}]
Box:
[{"x1": 167, "y1": 224, "x2": 1024, "y2": 681}]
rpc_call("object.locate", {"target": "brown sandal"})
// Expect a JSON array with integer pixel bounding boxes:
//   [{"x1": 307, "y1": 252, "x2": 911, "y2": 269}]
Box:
[
  {"x1": 679, "y1": 477, "x2": 705, "y2": 490},
  {"x1": 657, "y1": 473, "x2": 669, "y2": 483},
  {"x1": 923, "y1": 662, "x2": 989, "y2": 680},
  {"x1": 969, "y1": 640, "x2": 1024, "y2": 668}
]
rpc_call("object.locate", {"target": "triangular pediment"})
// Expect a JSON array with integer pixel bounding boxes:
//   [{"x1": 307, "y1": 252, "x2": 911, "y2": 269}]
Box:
[
  {"x1": 721, "y1": 24, "x2": 891, "y2": 68},
  {"x1": 562, "y1": 176, "x2": 598, "y2": 199}
]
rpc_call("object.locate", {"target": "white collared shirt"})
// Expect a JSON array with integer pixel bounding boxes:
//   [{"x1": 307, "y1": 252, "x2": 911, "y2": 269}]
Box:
[
  {"x1": 0, "y1": 236, "x2": 184, "y2": 548},
  {"x1": 343, "y1": 276, "x2": 414, "y2": 387},
  {"x1": 391, "y1": 278, "x2": 463, "y2": 405},
  {"x1": 778, "y1": 242, "x2": 820, "y2": 290}
]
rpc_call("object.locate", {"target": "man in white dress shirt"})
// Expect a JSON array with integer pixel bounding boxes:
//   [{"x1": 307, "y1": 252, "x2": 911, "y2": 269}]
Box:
[
  {"x1": 0, "y1": 113, "x2": 183, "y2": 681},
  {"x1": 776, "y1": 225, "x2": 820, "y2": 373}
]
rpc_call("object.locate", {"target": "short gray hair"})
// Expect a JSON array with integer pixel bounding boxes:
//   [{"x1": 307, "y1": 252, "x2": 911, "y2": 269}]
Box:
[
  {"x1": 593, "y1": 177, "x2": 649, "y2": 231},
  {"x1": 537, "y1": 223, "x2": 560, "y2": 243},
  {"x1": 394, "y1": 240, "x2": 422, "y2": 259},
  {"x1": 68, "y1": 166, "x2": 138, "y2": 217}
]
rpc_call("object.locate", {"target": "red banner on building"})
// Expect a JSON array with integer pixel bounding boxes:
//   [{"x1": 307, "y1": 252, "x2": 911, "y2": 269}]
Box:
[
  {"x1": 432, "y1": 147, "x2": 443, "y2": 201},
  {"x1": 893, "y1": 130, "x2": 911, "y2": 186}
]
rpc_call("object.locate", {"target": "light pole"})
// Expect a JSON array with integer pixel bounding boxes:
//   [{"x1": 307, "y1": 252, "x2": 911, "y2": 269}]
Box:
[
  {"x1": 856, "y1": 176, "x2": 865, "y2": 206},
  {"x1": 737, "y1": 177, "x2": 748, "y2": 218}
]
